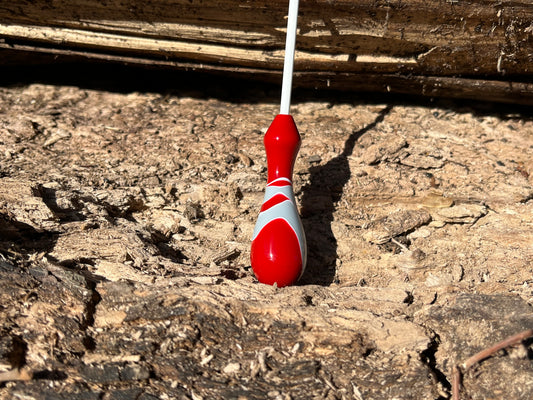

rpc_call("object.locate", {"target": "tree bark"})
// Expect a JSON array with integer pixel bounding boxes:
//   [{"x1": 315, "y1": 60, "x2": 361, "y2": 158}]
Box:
[{"x1": 0, "y1": 0, "x2": 532, "y2": 103}]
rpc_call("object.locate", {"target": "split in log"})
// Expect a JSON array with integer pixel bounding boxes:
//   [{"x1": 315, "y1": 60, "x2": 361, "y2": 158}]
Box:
[{"x1": 0, "y1": 0, "x2": 532, "y2": 103}]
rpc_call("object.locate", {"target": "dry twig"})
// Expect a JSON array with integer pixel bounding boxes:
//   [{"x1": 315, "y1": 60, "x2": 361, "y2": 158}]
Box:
[{"x1": 452, "y1": 329, "x2": 533, "y2": 400}]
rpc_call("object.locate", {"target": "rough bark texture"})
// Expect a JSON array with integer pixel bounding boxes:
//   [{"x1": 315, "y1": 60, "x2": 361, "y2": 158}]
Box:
[
  {"x1": 0, "y1": 68, "x2": 532, "y2": 399},
  {"x1": 1, "y1": 0, "x2": 532, "y2": 104}
]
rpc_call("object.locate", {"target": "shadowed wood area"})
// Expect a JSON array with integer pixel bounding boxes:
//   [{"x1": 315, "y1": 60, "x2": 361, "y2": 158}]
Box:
[{"x1": 0, "y1": 0, "x2": 532, "y2": 103}]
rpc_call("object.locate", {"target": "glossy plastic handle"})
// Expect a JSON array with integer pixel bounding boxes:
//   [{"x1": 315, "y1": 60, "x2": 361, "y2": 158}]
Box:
[{"x1": 251, "y1": 114, "x2": 307, "y2": 287}]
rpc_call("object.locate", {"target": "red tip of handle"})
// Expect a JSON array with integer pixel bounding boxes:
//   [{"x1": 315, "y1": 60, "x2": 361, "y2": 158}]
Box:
[{"x1": 251, "y1": 218, "x2": 303, "y2": 287}]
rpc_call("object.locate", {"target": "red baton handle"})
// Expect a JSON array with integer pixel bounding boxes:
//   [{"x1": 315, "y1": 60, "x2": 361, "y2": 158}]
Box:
[{"x1": 251, "y1": 115, "x2": 307, "y2": 287}]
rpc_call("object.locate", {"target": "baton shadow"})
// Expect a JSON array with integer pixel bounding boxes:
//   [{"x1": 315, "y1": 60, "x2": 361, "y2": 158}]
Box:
[{"x1": 298, "y1": 105, "x2": 392, "y2": 286}]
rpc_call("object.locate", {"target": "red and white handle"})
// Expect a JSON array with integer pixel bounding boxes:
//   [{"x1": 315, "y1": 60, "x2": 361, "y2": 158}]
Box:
[
  {"x1": 251, "y1": 0, "x2": 305, "y2": 287},
  {"x1": 251, "y1": 114, "x2": 307, "y2": 287}
]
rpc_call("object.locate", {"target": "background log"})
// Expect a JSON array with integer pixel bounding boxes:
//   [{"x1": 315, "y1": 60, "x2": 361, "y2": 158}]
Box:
[{"x1": 0, "y1": 0, "x2": 532, "y2": 103}]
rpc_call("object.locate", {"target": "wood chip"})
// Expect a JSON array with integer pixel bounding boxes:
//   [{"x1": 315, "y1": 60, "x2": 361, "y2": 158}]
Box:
[
  {"x1": 212, "y1": 248, "x2": 240, "y2": 264},
  {"x1": 363, "y1": 209, "x2": 432, "y2": 244}
]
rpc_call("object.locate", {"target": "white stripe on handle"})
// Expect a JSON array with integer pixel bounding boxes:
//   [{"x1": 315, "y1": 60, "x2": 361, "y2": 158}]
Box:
[
  {"x1": 251, "y1": 184, "x2": 306, "y2": 268},
  {"x1": 279, "y1": 0, "x2": 299, "y2": 115}
]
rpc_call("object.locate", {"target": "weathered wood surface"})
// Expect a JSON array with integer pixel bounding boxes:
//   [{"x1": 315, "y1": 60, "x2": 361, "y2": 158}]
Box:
[
  {"x1": 1, "y1": 0, "x2": 532, "y2": 103},
  {"x1": 1, "y1": 81, "x2": 532, "y2": 399}
]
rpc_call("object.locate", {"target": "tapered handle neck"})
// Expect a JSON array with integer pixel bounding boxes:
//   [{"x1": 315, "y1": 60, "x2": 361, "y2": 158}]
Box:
[{"x1": 264, "y1": 114, "x2": 301, "y2": 184}]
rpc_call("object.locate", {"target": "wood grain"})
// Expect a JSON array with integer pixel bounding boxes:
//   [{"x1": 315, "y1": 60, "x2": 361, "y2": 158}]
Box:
[{"x1": 1, "y1": 0, "x2": 532, "y2": 103}]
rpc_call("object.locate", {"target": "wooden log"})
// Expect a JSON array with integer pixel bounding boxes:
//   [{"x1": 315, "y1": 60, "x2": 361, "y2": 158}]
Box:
[{"x1": 0, "y1": 0, "x2": 532, "y2": 104}]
